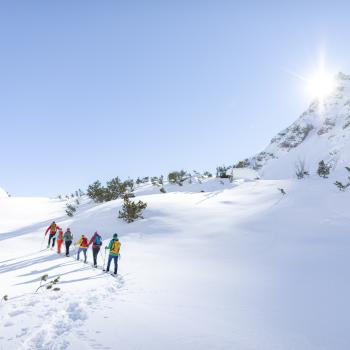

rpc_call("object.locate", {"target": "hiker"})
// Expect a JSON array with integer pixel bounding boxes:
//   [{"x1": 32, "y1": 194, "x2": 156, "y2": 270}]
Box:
[
  {"x1": 75, "y1": 235, "x2": 88, "y2": 263},
  {"x1": 88, "y1": 231, "x2": 103, "y2": 267},
  {"x1": 45, "y1": 221, "x2": 61, "y2": 248},
  {"x1": 105, "y1": 234, "x2": 121, "y2": 275},
  {"x1": 63, "y1": 228, "x2": 73, "y2": 257},
  {"x1": 56, "y1": 228, "x2": 64, "y2": 254}
]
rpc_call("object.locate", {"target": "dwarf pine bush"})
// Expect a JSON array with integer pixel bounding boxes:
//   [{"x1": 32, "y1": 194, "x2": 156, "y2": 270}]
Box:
[
  {"x1": 334, "y1": 181, "x2": 350, "y2": 191},
  {"x1": 317, "y1": 160, "x2": 331, "y2": 178},
  {"x1": 118, "y1": 196, "x2": 147, "y2": 223},
  {"x1": 87, "y1": 178, "x2": 134, "y2": 203},
  {"x1": 334, "y1": 167, "x2": 350, "y2": 191},
  {"x1": 216, "y1": 165, "x2": 230, "y2": 178},
  {"x1": 66, "y1": 204, "x2": 76, "y2": 217},
  {"x1": 168, "y1": 170, "x2": 188, "y2": 186},
  {"x1": 295, "y1": 159, "x2": 309, "y2": 179}
]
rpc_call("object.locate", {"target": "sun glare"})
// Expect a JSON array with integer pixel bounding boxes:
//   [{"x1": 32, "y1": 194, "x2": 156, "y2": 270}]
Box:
[
  {"x1": 306, "y1": 70, "x2": 336, "y2": 100},
  {"x1": 288, "y1": 55, "x2": 337, "y2": 103}
]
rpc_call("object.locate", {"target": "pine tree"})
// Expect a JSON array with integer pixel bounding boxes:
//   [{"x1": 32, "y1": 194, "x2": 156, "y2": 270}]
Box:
[
  {"x1": 87, "y1": 181, "x2": 106, "y2": 203},
  {"x1": 106, "y1": 177, "x2": 125, "y2": 201},
  {"x1": 151, "y1": 175, "x2": 164, "y2": 187},
  {"x1": 66, "y1": 204, "x2": 76, "y2": 217},
  {"x1": 168, "y1": 170, "x2": 188, "y2": 186},
  {"x1": 317, "y1": 160, "x2": 331, "y2": 178},
  {"x1": 87, "y1": 178, "x2": 135, "y2": 203},
  {"x1": 216, "y1": 165, "x2": 230, "y2": 178},
  {"x1": 118, "y1": 196, "x2": 147, "y2": 223}
]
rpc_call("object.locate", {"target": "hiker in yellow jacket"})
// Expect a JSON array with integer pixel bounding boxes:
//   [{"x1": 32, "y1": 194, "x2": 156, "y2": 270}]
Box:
[{"x1": 75, "y1": 235, "x2": 89, "y2": 263}]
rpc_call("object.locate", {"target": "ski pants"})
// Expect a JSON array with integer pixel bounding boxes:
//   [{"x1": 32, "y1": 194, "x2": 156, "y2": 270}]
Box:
[
  {"x1": 48, "y1": 234, "x2": 56, "y2": 247},
  {"x1": 57, "y1": 239, "x2": 63, "y2": 254},
  {"x1": 92, "y1": 247, "x2": 100, "y2": 266},
  {"x1": 77, "y1": 248, "x2": 87, "y2": 262},
  {"x1": 65, "y1": 240, "x2": 72, "y2": 256},
  {"x1": 107, "y1": 255, "x2": 119, "y2": 274}
]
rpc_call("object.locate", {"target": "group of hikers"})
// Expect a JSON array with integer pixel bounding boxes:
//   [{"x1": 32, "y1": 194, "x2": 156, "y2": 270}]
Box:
[{"x1": 44, "y1": 221, "x2": 121, "y2": 275}]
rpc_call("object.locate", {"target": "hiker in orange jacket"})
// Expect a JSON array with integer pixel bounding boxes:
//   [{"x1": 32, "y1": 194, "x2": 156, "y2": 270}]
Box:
[
  {"x1": 56, "y1": 228, "x2": 64, "y2": 254},
  {"x1": 45, "y1": 221, "x2": 61, "y2": 248}
]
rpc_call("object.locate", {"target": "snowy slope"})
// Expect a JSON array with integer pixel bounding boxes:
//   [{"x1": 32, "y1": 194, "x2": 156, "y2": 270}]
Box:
[
  {"x1": 241, "y1": 72, "x2": 350, "y2": 179},
  {"x1": 1, "y1": 178, "x2": 350, "y2": 350},
  {"x1": 0, "y1": 187, "x2": 8, "y2": 198}
]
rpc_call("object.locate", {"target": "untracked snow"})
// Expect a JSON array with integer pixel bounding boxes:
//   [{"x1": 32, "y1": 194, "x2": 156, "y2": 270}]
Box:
[{"x1": 1, "y1": 178, "x2": 350, "y2": 349}]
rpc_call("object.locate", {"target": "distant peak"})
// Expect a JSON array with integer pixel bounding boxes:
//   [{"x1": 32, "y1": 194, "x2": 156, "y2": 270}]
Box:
[{"x1": 335, "y1": 72, "x2": 350, "y2": 81}]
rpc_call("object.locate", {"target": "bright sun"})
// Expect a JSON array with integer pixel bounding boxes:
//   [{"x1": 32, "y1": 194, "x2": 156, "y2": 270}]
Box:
[{"x1": 306, "y1": 70, "x2": 336, "y2": 100}]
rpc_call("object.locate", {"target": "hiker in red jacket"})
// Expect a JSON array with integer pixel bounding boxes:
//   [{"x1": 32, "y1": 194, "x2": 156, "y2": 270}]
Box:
[
  {"x1": 45, "y1": 221, "x2": 61, "y2": 248},
  {"x1": 88, "y1": 232, "x2": 103, "y2": 267}
]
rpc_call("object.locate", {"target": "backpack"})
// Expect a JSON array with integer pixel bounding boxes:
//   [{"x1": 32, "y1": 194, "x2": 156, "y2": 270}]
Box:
[
  {"x1": 51, "y1": 223, "x2": 57, "y2": 232},
  {"x1": 110, "y1": 240, "x2": 121, "y2": 255},
  {"x1": 94, "y1": 235, "x2": 102, "y2": 246},
  {"x1": 65, "y1": 231, "x2": 73, "y2": 241},
  {"x1": 81, "y1": 237, "x2": 88, "y2": 247}
]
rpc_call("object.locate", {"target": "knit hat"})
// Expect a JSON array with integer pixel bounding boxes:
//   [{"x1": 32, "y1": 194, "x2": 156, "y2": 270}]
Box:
[{"x1": 113, "y1": 233, "x2": 118, "y2": 239}]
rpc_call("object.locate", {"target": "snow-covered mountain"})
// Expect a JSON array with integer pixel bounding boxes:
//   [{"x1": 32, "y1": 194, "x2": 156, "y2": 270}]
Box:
[
  {"x1": 2, "y1": 74, "x2": 350, "y2": 350},
  {"x1": 240, "y1": 72, "x2": 350, "y2": 179}
]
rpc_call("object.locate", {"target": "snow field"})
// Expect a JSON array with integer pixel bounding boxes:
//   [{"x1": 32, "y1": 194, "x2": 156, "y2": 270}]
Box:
[{"x1": 0, "y1": 178, "x2": 350, "y2": 349}]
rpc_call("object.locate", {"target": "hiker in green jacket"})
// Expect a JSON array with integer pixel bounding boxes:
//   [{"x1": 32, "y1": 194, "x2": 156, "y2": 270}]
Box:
[{"x1": 105, "y1": 234, "x2": 121, "y2": 275}]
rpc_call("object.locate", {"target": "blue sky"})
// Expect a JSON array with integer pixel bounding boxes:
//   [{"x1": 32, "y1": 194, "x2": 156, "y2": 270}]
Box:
[{"x1": 1, "y1": 0, "x2": 350, "y2": 196}]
